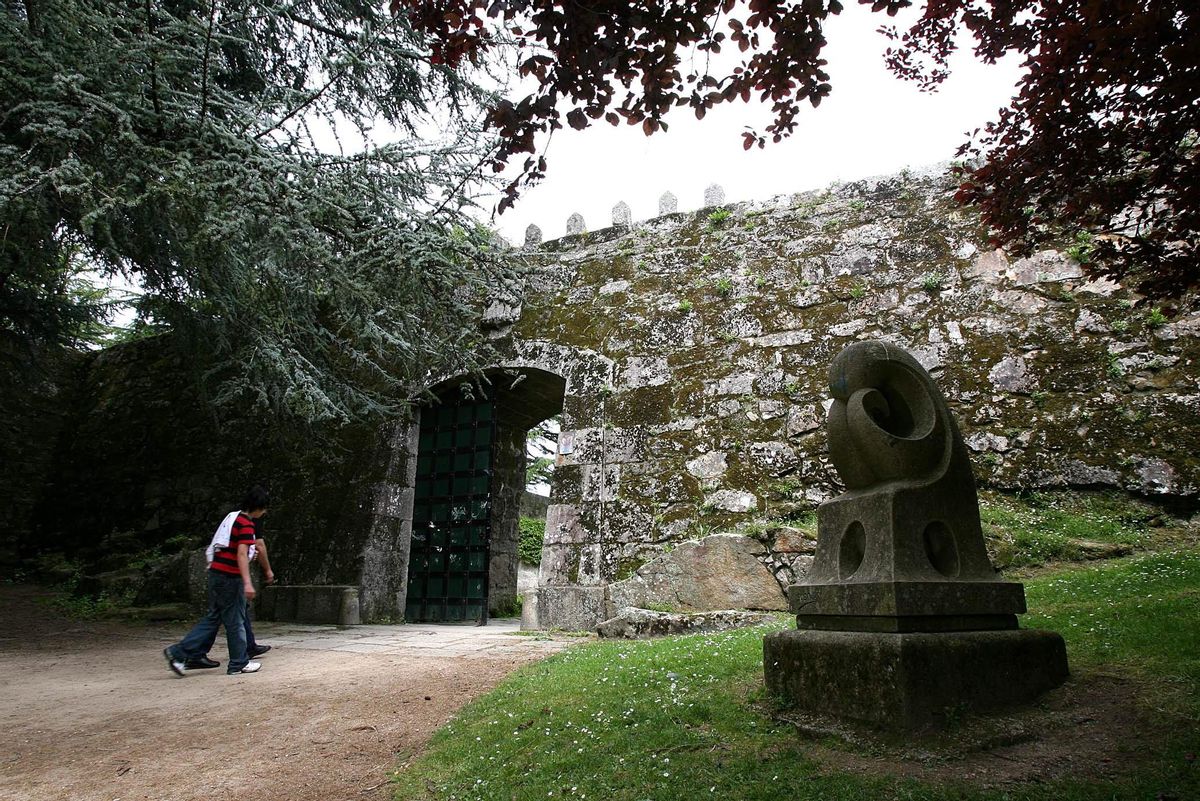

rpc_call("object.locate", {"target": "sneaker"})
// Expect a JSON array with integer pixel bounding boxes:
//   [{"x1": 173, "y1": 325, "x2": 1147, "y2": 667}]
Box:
[
  {"x1": 163, "y1": 648, "x2": 187, "y2": 677},
  {"x1": 248, "y1": 644, "x2": 272, "y2": 657},
  {"x1": 230, "y1": 661, "x2": 262, "y2": 675}
]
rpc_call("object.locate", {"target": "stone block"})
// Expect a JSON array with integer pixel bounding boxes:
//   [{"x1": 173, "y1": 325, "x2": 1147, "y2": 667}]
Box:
[
  {"x1": 686, "y1": 451, "x2": 727, "y2": 480},
  {"x1": 618, "y1": 355, "x2": 671, "y2": 388},
  {"x1": 259, "y1": 584, "x2": 362, "y2": 625},
  {"x1": 530, "y1": 585, "x2": 608, "y2": 631},
  {"x1": 598, "y1": 607, "x2": 771, "y2": 639},
  {"x1": 606, "y1": 534, "x2": 786, "y2": 615},
  {"x1": 988, "y1": 355, "x2": 1034, "y2": 393},
  {"x1": 544, "y1": 504, "x2": 589, "y2": 545},
  {"x1": 612, "y1": 201, "x2": 632, "y2": 227},
  {"x1": 520, "y1": 591, "x2": 539, "y2": 630},
  {"x1": 704, "y1": 488, "x2": 758, "y2": 513},
  {"x1": 770, "y1": 526, "x2": 816, "y2": 554},
  {"x1": 788, "y1": 580, "x2": 1026, "y2": 632},
  {"x1": 763, "y1": 628, "x2": 1069, "y2": 730}
]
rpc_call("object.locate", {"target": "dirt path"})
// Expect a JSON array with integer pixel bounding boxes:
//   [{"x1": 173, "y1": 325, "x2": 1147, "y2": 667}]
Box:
[{"x1": 0, "y1": 587, "x2": 567, "y2": 801}]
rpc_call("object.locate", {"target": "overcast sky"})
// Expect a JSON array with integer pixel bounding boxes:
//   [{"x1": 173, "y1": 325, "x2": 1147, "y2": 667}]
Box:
[
  {"x1": 104, "y1": 7, "x2": 1025, "y2": 327},
  {"x1": 483, "y1": 5, "x2": 1026, "y2": 245}
]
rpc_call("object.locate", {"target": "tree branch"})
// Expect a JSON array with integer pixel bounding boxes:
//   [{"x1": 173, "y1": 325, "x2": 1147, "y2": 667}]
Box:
[
  {"x1": 144, "y1": 0, "x2": 164, "y2": 139},
  {"x1": 198, "y1": 0, "x2": 219, "y2": 127}
]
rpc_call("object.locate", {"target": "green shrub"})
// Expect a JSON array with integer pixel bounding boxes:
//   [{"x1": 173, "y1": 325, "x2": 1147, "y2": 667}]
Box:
[
  {"x1": 490, "y1": 595, "x2": 523, "y2": 618},
  {"x1": 920, "y1": 271, "x2": 945, "y2": 293},
  {"x1": 518, "y1": 517, "x2": 546, "y2": 566}
]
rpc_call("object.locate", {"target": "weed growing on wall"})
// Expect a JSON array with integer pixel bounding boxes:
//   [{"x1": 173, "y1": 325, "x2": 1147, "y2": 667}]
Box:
[{"x1": 707, "y1": 208, "x2": 732, "y2": 227}]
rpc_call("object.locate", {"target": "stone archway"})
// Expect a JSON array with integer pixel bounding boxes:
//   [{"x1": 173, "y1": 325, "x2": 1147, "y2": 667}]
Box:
[{"x1": 356, "y1": 340, "x2": 612, "y2": 624}]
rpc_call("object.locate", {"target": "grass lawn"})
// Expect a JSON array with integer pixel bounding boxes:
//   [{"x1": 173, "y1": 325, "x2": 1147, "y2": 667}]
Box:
[
  {"x1": 979, "y1": 491, "x2": 1160, "y2": 568},
  {"x1": 393, "y1": 548, "x2": 1200, "y2": 801}
]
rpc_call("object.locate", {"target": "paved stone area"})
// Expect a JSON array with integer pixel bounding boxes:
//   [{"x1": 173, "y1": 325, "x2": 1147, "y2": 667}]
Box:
[{"x1": 254, "y1": 617, "x2": 574, "y2": 659}]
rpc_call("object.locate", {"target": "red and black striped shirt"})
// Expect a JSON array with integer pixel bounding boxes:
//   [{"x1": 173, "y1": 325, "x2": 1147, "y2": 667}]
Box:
[{"x1": 210, "y1": 513, "x2": 257, "y2": 576}]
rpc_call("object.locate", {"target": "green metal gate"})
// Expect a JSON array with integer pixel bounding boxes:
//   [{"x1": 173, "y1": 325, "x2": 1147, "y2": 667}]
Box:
[{"x1": 405, "y1": 397, "x2": 494, "y2": 623}]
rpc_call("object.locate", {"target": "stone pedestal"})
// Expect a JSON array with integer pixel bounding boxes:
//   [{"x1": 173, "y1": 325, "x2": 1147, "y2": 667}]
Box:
[
  {"x1": 789, "y1": 580, "x2": 1026, "y2": 633},
  {"x1": 764, "y1": 628, "x2": 1069, "y2": 730}
]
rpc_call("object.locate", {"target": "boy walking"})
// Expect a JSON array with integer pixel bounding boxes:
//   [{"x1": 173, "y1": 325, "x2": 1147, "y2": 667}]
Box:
[{"x1": 164, "y1": 486, "x2": 270, "y2": 676}]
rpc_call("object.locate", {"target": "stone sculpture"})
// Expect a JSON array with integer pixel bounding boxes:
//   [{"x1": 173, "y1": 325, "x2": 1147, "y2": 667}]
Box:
[
  {"x1": 658, "y1": 191, "x2": 678, "y2": 215},
  {"x1": 703, "y1": 184, "x2": 725, "y2": 207},
  {"x1": 565, "y1": 212, "x2": 586, "y2": 236},
  {"x1": 764, "y1": 340, "x2": 1068, "y2": 729}
]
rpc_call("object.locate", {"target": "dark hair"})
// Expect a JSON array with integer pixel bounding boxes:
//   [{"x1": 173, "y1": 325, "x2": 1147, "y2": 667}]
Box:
[{"x1": 240, "y1": 484, "x2": 270, "y2": 512}]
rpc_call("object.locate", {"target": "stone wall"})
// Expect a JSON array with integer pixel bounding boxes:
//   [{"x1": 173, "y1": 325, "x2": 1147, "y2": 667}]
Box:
[
  {"x1": 484, "y1": 165, "x2": 1200, "y2": 630},
  {"x1": 12, "y1": 334, "x2": 390, "y2": 599},
  {"x1": 0, "y1": 337, "x2": 83, "y2": 570},
  {"x1": 10, "y1": 165, "x2": 1198, "y2": 632}
]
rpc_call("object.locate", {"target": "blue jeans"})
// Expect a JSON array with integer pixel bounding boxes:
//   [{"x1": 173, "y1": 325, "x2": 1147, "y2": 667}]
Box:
[
  {"x1": 171, "y1": 571, "x2": 250, "y2": 673},
  {"x1": 198, "y1": 605, "x2": 258, "y2": 654}
]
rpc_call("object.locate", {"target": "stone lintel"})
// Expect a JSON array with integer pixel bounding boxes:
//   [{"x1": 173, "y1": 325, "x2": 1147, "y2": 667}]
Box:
[
  {"x1": 788, "y1": 579, "x2": 1026, "y2": 619},
  {"x1": 763, "y1": 628, "x2": 1069, "y2": 730}
]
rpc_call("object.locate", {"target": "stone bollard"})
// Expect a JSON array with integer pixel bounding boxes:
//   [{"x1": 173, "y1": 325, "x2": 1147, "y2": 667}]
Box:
[{"x1": 339, "y1": 586, "x2": 361, "y2": 625}]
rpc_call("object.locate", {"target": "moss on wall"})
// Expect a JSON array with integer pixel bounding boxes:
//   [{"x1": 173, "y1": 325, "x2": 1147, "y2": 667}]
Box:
[{"x1": 516, "y1": 165, "x2": 1200, "y2": 570}]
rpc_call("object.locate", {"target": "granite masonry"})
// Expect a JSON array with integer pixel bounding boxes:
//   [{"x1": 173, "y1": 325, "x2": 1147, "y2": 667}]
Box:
[
  {"x1": 7, "y1": 165, "x2": 1198, "y2": 628},
  {"x1": 463, "y1": 165, "x2": 1200, "y2": 630}
]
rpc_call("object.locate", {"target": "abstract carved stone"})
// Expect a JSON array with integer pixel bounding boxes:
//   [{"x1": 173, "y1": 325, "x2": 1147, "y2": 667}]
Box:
[
  {"x1": 764, "y1": 340, "x2": 1068, "y2": 729},
  {"x1": 703, "y1": 183, "x2": 725, "y2": 207},
  {"x1": 658, "y1": 191, "x2": 678, "y2": 215},
  {"x1": 800, "y1": 340, "x2": 1022, "y2": 630}
]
